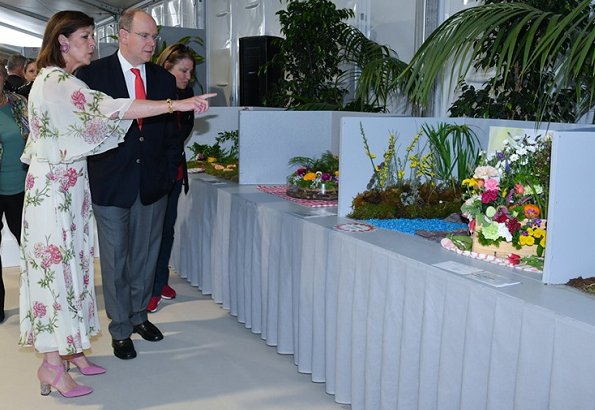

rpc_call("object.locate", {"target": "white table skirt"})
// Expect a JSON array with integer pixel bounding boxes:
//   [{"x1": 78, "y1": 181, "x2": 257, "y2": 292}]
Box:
[{"x1": 171, "y1": 174, "x2": 595, "y2": 410}]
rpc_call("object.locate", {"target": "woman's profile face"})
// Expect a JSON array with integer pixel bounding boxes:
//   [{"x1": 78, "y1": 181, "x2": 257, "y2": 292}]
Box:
[
  {"x1": 61, "y1": 25, "x2": 96, "y2": 72},
  {"x1": 168, "y1": 57, "x2": 193, "y2": 90},
  {"x1": 25, "y1": 62, "x2": 38, "y2": 82}
]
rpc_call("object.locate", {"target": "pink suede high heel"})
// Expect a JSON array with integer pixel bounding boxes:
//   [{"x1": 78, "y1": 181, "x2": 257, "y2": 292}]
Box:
[
  {"x1": 38, "y1": 360, "x2": 93, "y2": 398},
  {"x1": 67, "y1": 353, "x2": 106, "y2": 376}
]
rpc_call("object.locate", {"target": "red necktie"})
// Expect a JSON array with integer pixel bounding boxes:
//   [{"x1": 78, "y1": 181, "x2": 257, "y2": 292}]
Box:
[{"x1": 130, "y1": 68, "x2": 146, "y2": 129}]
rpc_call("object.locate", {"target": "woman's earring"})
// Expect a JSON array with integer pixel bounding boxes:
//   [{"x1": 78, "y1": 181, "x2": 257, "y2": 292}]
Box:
[{"x1": 60, "y1": 43, "x2": 69, "y2": 53}]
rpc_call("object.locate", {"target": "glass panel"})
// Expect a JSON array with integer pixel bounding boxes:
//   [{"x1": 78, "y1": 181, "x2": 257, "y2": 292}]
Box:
[
  {"x1": 150, "y1": 4, "x2": 164, "y2": 26},
  {"x1": 181, "y1": 0, "x2": 200, "y2": 28},
  {"x1": 105, "y1": 24, "x2": 115, "y2": 43},
  {"x1": 167, "y1": 0, "x2": 181, "y2": 27}
]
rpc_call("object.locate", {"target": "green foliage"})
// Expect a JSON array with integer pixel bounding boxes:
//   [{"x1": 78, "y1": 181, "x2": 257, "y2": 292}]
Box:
[
  {"x1": 261, "y1": 0, "x2": 408, "y2": 112},
  {"x1": 188, "y1": 129, "x2": 238, "y2": 164},
  {"x1": 401, "y1": 0, "x2": 595, "y2": 122},
  {"x1": 215, "y1": 130, "x2": 239, "y2": 162},
  {"x1": 420, "y1": 123, "x2": 481, "y2": 187},
  {"x1": 287, "y1": 151, "x2": 339, "y2": 174},
  {"x1": 266, "y1": 0, "x2": 354, "y2": 108}
]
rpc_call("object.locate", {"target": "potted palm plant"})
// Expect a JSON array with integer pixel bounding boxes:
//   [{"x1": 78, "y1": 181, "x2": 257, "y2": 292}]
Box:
[{"x1": 399, "y1": 0, "x2": 595, "y2": 122}]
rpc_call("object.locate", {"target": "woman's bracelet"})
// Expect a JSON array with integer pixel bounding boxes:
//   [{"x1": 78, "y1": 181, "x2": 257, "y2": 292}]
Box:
[{"x1": 166, "y1": 98, "x2": 174, "y2": 114}]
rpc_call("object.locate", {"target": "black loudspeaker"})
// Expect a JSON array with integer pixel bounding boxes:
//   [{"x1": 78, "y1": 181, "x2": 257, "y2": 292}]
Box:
[{"x1": 239, "y1": 35, "x2": 282, "y2": 106}]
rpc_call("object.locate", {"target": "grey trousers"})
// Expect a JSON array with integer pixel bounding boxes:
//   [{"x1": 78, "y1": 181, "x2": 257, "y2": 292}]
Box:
[{"x1": 93, "y1": 195, "x2": 167, "y2": 340}]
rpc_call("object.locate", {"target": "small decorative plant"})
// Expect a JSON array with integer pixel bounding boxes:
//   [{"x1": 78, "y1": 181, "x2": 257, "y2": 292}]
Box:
[
  {"x1": 286, "y1": 151, "x2": 339, "y2": 200},
  {"x1": 187, "y1": 129, "x2": 239, "y2": 181}
]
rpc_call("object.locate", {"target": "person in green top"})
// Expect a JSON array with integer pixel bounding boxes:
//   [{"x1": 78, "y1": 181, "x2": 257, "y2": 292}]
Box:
[{"x1": 0, "y1": 63, "x2": 29, "y2": 324}]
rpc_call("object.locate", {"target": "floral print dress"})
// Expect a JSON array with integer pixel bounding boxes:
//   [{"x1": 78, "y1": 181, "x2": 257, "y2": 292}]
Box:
[{"x1": 19, "y1": 67, "x2": 133, "y2": 354}]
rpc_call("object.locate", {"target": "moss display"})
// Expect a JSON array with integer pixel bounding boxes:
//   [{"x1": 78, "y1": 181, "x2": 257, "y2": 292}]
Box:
[{"x1": 349, "y1": 184, "x2": 463, "y2": 220}]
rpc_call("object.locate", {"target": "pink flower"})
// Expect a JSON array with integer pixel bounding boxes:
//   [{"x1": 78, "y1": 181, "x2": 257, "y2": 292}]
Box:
[
  {"x1": 476, "y1": 179, "x2": 485, "y2": 189},
  {"x1": 66, "y1": 335, "x2": 74, "y2": 346},
  {"x1": 33, "y1": 301, "x2": 47, "y2": 318},
  {"x1": 30, "y1": 116, "x2": 41, "y2": 137},
  {"x1": 83, "y1": 274, "x2": 90, "y2": 286},
  {"x1": 47, "y1": 245, "x2": 62, "y2": 264},
  {"x1": 82, "y1": 118, "x2": 108, "y2": 144},
  {"x1": 514, "y1": 183, "x2": 525, "y2": 195},
  {"x1": 71, "y1": 90, "x2": 87, "y2": 110},
  {"x1": 484, "y1": 178, "x2": 499, "y2": 191},
  {"x1": 25, "y1": 174, "x2": 35, "y2": 190},
  {"x1": 53, "y1": 302, "x2": 62, "y2": 311},
  {"x1": 468, "y1": 218, "x2": 476, "y2": 233},
  {"x1": 66, "y1": 168, "x2": 78, "y2": 187}
]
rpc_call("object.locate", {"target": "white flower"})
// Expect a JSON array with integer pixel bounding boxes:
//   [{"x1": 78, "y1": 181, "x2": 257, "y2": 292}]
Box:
[
  {"x1": 473, "y1": 165, "x2": 500, "y2": 179},
  {"x1": 509, "y1": 153, "x2": 519, "y2": 162},
  {"x1": 516, "y1": 147, "x2": 527, "y2": 156},
  {"x1": 497, "y1": 222, "x2": 513, "y2": 242}
]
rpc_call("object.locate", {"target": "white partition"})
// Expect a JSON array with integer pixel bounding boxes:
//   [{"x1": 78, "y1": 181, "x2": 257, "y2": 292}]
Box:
[
  {"x1": 238, "y1": 110, "x2": 391, "y2": 184},
  {"x1": 543, "y1": 129, "x2": 595, "y2": 284}
]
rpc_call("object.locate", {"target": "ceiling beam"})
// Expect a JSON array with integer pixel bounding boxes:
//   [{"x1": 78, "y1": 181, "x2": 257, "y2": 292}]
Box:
[
  {"x1": 76, "y1": 0, "x2": 123, "y2": 15},
  {"x1": 0, "y1": 20, "x2": 43, "y2": 38},
  {"x1": 0, "y1": 3, "x2": 49, "y2": 22}
]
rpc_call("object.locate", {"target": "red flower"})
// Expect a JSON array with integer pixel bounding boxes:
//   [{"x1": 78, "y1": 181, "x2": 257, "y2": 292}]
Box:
[
  {"x1": 508, "y1": 253, "x2": 521, "y2": 266},
  {"x1": 494, "y1": 208, "x2": 508, "y2": 223},
  {"x1": 481, "y1": 190, "x2": 498, "y2": 204},
  {"x1": 505, "y1": 217, "x2": 521, "y2": 234}
]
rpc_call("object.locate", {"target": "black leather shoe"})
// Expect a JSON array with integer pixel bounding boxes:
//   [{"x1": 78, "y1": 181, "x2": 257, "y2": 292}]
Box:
[
  {"x1": 133, "y1": 320, "x2": 164, "y2": 342},
  {"x1": 112, "y1": 338, "x2": 137, "y2": 360}
]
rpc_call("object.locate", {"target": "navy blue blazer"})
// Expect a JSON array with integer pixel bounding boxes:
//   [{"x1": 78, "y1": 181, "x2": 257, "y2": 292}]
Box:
[{"x1": 76, "y1": 53, "x2": 181, "y2": 207}]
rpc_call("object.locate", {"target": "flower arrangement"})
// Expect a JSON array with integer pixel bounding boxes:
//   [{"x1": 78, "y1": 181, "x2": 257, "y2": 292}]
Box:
[
  {"x1": 187, "y1": 130, "x2": 239, "y2": 181},
  {"x1": 460, "y1": 132, "x2": 551, "y2": 263},
  {"x1": 350, "y1": 122, "x2": 479, "y2": 219},
  {"x1": 286, "y1": 151, "x2": 339, "y2": 200}
]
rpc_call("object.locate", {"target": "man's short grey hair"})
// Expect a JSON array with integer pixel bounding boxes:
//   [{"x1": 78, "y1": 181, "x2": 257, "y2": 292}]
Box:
[{"x1": 7, "y1": 54, "x2": 26, "y2": 71}]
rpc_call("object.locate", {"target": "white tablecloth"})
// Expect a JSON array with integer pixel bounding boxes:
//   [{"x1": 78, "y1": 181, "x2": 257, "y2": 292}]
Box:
[{"x1": 171, "y1": 174, "x2": 595, "y2": 410}]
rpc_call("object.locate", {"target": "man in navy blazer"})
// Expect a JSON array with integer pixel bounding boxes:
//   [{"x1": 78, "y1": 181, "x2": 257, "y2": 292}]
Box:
[{"x1": 77, "y1": 8, "x2": 181, "y2": 360}]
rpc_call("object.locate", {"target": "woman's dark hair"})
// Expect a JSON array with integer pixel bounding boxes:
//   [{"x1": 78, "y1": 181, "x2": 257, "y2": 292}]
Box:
[
  {"x1": 156, "y1": 43, "x2": 196, "y2": 75},
  {"x1": 37, "y1": 11, "x2": 94, "y2": 69}
]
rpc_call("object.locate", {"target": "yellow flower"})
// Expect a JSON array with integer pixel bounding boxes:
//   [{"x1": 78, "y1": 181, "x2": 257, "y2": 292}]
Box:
[
  {"x1": 519, "y1": 235, "x2": 535, "y2": 246},
  {"x1": 368, "y1": 153, "x2": 377, "y2": 159},
  {"x1": 303, "y1": 172, "x2": 317, "y2": 181},
  {"x1": 540, "y1": 236, "x2": 546, "y2": 247},
  {"x1": 334, "y1": 171, "x2": 339, "y2": 177},
  {"x1": 207, "y1": 157, "x2": 217, "y2": 163},
  {"x1": 532, "y1": 228, "x2": 545, "y2": 238},
  {"x1": 462, "y1": 178, "x2": 478, "y2": 187},
  {"x1": 375, "y1": 165, "x2": 381, "y2": 172}
]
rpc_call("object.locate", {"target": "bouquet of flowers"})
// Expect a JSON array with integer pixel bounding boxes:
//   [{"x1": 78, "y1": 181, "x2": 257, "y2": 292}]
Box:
[
  {"x1": 460, "y1": 133, "x2": 551, "y2": 260},
  {"x1": 286, "y1": 151, "x2": 339, "y2": 200}
]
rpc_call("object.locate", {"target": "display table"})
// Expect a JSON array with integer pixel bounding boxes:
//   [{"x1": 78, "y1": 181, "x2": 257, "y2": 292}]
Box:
[{"x1": 171, "y1": 174, "x2": 595, "y2": 409}]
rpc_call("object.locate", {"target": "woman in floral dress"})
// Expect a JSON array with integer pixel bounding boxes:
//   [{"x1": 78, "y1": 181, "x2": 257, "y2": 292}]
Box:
[{"x1": 19, "y1": 10, "x2": 213, "y2": 398}]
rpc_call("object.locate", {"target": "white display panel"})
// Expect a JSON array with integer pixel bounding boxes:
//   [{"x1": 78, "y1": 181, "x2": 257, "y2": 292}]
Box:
[{"x1": 543, "y1": 130, "x2": 595, "y2": 284}]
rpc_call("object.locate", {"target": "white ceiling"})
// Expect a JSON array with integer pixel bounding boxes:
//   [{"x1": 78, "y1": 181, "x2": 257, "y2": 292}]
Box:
[
  {"x1": 0, "y1": 0, "x2": 143, "y2": 39},
  {"x1": 0, "y1": 0, "x2": 144, "y2": 58}
]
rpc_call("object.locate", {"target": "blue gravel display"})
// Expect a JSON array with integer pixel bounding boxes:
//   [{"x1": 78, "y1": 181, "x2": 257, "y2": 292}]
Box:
[{"x1": 366, "y1": 218, "x2": 468, "y2": 235}]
